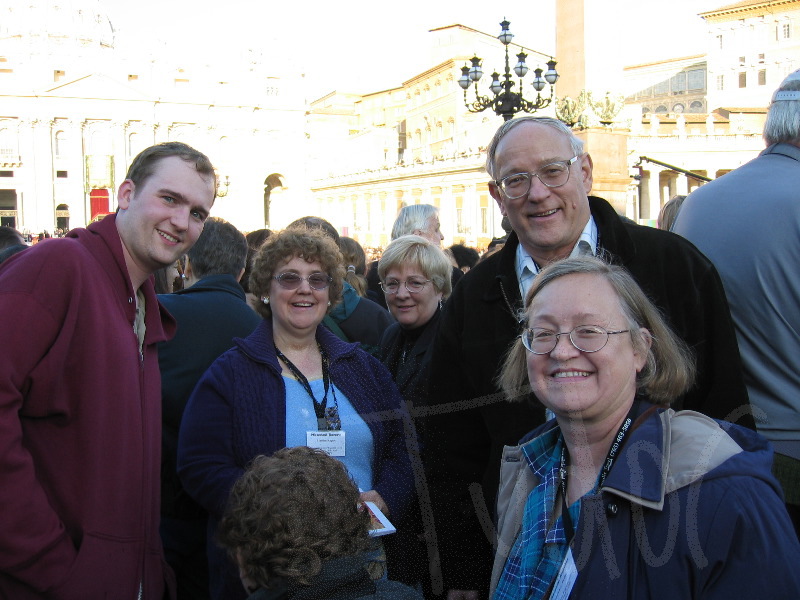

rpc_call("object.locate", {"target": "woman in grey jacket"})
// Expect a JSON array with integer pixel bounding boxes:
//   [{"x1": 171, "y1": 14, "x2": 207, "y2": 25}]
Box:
[{"x1": 492, "y1": 255, "x2": 800, "y2": 599}]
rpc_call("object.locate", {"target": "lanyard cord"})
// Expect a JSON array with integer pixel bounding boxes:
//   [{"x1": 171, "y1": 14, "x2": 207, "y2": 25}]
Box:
[
  {"x1": 559, "y1": 400, "x2": 638, "y2": 544},
  {"x1": 275, "y1": 344, "x2": 340, "y2": 430}
]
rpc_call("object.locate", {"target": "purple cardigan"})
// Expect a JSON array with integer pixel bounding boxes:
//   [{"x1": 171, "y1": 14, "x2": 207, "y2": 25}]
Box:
[{"x1": 178, "y1": 318, "x2": 416, "y2": 598}]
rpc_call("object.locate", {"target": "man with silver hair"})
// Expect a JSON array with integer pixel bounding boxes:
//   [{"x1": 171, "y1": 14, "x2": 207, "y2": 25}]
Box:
[
  {"x1": 391, "y1": 203, "x2": 445, "y2": 245},
  {"x1": 425, "y1": 116, "x2": 752, "y2": 598},
  {"x1": 367, "y1": 204, "x2": 462, "y2": 308},
  {"x1": 674, "y1": 70, "x2": 800, "y2": 537}
]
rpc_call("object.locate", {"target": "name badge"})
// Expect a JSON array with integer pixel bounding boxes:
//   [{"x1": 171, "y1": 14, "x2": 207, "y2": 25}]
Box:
[
  {"x1": 550, "y1": 547, "x2": 578, "y2": 600},
  {"x1": 307, "y1": 430, "x2": 346, "y2": 456}
]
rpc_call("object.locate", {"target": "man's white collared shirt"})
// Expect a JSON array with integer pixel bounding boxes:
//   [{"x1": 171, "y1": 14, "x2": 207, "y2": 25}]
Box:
[{"x1": 515, "y1": 216, "x2": 598, "y2": 301}]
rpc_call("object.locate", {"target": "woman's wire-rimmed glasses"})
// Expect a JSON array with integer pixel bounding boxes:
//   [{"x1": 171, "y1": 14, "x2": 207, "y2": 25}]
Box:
[
  {"x1": 521, "y1": 325, "x2": 630, "y2": 355},
  {"x1": 273, "y1": 272, "x2": 332, "y2": 290},
  {"x1": 380, "y1": 278, "x2": 432, "y2": 294},
  {"x1": 496, "y1": 155, "x2": 580, "y2": 199}
]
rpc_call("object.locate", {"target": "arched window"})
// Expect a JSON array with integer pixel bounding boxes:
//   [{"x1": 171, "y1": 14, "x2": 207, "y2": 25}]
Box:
[
  {"x1": 128, "y1": 132, "x2": 140, "y2": 158},
  {"x1": 55, "y1": 204, "x2": 70, "y2": 234},
  {"x1": 87, "y1": 126, "x2": 112, "y2": 155},
  {"x1": 0, "y1": 127, "x2": 17, "y2": 159},
  {"x1": 263, "y1": 173, "x2": 286, "y2": 229},
  {"x1": 55, "y1": 131, "x2": 67, "y2": 158}
]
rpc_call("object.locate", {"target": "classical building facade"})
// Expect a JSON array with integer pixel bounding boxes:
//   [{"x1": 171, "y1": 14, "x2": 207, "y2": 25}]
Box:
[
  {"x1": 621, "y1": 0, "x2": 800, "y2": 224},
  {"x1": 5, "y1": 1, "x2": 799, "y2": 244},
  {"x1": 0, "y1": 1, "x2": 307, "y2": 237},
  {"x1": 306, "y1": 1, "x2": 800, "y2": 246},
  {"x1": 305, "y1": 24, "x2": 558, "y2": 250}
]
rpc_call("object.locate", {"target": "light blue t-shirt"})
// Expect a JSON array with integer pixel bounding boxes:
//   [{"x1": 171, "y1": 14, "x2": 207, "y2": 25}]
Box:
[{"x1": 284, "y1": 376, "x2": 374, "y2": 491}]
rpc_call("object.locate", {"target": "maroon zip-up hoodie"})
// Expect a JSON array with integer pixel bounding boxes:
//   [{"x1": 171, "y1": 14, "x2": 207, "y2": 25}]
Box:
[{"x1": 0, "y1": 215, "x2": 176, "y2": 598}]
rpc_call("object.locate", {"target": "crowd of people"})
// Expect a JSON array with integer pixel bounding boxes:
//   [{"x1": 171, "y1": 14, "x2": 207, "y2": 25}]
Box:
[{"x1": 1, "y1": 70, "x2": 799, "y2": 600}]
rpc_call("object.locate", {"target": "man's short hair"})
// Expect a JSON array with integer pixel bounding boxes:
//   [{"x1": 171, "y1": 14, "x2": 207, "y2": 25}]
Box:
[
  {"x1": 0, "y1": 226, "x2": 24, "y2": 251},
  {"x1": 287, "y1": 216, "x2": 340, "y2": 244},
  {"x1": 449, "y1": 243, "x2": 480, "y2": 270},
  {"x1": 391, "y1": 204, "x2": 438, "y2": 240},
  {"x1": 764, "y1": 70, "x2": 800, "y2": 146},
  {"x1": 241, "y1": 229, "x2": 272, "y2": 294},
  {"x1": 485, "y1": 116, "x2": 585, "y2": 180},
  {"x1": 217, "y1": 446, "x2": 371, "y2": 589},
  {"x1": 186, "y1": 217, "x2": 247, "y2": 280},
  {"x1": 125, "y1": 142, "x2": 217, "y2": 196}
]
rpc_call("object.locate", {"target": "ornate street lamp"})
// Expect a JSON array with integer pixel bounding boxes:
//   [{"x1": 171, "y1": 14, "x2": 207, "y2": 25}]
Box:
[
  {"x1": 216, "y1": 174, "x2": 230, "y2": 197},
  {"x1": 458, "y1": 19, "x2": 559, "y2": 121}
]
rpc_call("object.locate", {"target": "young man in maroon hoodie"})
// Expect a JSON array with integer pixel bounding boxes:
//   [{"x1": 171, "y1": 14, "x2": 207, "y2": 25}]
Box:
[{"x1": 0, "y1": 142, "x2": 216, "y2": 599}]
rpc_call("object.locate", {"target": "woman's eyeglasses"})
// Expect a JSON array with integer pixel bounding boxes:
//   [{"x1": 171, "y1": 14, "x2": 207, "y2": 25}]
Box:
[
  {"x1": 273, "y1": 272, "x2": 333, "y2": 290},
  {"x1": 380, "y1": 278, "x2": 432, "y2": 294},
  {"x1": 521, "y1": 325, "x2": 629, "y2": 354}
]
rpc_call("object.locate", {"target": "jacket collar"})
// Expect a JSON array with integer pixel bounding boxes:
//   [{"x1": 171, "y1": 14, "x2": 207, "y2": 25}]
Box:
[
  {"x1": 172, "y1": 273, "x2": 247, "y2": 301},
  {"x1": 587, "y1": 195, "x2": 636, "y2": 265},
  {"x1": 600, "y1": 406, "x2": 754, "y2": 511},
  {"x1": 761, "y1": 142, "x2": 800, "y2": 162},
  {"x1": 235, "y1": 316, "x2": 359, "y2": 369},
  {"x1": 485, "y1": 196, "x2": 634, "y2": 306},
  {"x1": 406, "y1": 308, "x2": 441, "y2": 358},
  {"x1": 329, "y1": 281, "x2": 360, "y2": 321},
  {"x1": 69, "y1": 214, "x2": 175, "y2": 344},
  {"x1": 516, "y1": 402, "x2": 758, "y2": 512},
  {"x1": 484, "y1": 231, "x2": 520, "y2": 303}
]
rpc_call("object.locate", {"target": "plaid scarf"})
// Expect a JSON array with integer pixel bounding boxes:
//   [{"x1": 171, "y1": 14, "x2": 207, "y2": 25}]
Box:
[{"x1": 493, "y1": 428, "x2": 581, "y2": 600}]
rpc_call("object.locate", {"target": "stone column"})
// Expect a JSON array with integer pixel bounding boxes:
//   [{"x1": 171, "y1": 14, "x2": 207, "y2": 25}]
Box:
[
  {"x1": 675, "y1": 173, "x2": 690, "y2": 196},
  {"x1": 645, "y1": 164, "x2": 663, "y2": 222},
  {"x1": 27, "y1": 119, "x2": 56, "y2": 233}
]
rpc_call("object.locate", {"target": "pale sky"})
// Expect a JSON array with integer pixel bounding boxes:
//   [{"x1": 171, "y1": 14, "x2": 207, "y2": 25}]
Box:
[{"x1": 101, "y1": 0, "x2": 726, "y2": 97}]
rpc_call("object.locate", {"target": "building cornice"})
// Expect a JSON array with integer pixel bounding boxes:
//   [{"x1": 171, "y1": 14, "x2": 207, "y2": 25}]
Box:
[
  {"x1": 311, "y1": 155, "x2": 486, "y2": 192},
  {"x1": 700, "y1": 0, "x2": 800, "y2": 21},
  {"x1": 402, "y1": 60, "x2": 458, "y2": 87},
  {"x1": 624, "y1": 54, "x2": 706, "y2": 71}
]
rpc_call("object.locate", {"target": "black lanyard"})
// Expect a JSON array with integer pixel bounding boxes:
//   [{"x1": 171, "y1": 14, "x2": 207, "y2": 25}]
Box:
[
  {"x1": 559, "y1": 401, "x2": 638, "y2": 544},
  {"x1": 275, "y1": 344, "x2": 340, "y2": 431}
]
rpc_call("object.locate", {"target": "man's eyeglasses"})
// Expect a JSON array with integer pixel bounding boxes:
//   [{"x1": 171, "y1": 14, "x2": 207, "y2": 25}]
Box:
[
  {"x1": 496, "y1": 155, "x2": 580, "y2": 200},
  {"x1": 273, "y1": 272, "x2": 333, "y2": 290},
  {"x1": 521, "y1": 325, "x2": 630, "y2": 355},
  {"x1": 380, "y1": 278, "x2": 432, "y2": 294}
]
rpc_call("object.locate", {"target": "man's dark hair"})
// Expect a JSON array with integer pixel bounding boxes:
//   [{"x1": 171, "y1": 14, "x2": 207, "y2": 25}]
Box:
[
  {"x1": 0, "y1": 226, "x2": 24, "y2": 251},
  {"x1": 241, "y1": 229, "x2": 272, "y2": 294},
  {"x1": 449, "y1": 244, "x2": 480, "y2": 270},
  {"x1": 287, "y1": 216, "x2": 340, "y2": 244},
  {"x1": 125, "y1": 141, "x2": 217, "y2": 196},
  {"x1": 487, "y1": 236, "x2": 507, "y2": 251},
  {"x1": 187, "y1": 217, "x2": 247, "y2": 280},
  {"x1": 0, "y1": 244, "x2": 27, "y2": 265}
]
